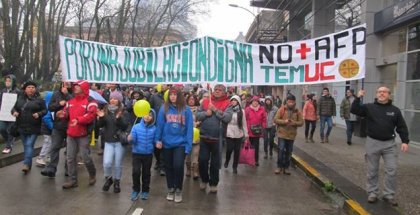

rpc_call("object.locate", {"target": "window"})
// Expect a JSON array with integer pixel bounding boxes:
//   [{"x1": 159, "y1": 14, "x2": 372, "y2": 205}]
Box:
[
  {"x1": 381, "y1": 28, "x2": 406, "y2": 56},
  {"x1": 404, "y1": 111, "x2": 420, "y2": 143},
  {"x1": 408, "y1": 23, "x2": 420, "y2": 51},
  {"x1": 405, "y1": 82, "x2": 420, "y2": 110},
  {"x1": 406, "y1": 51, "x2": 420, "y2": 80}
]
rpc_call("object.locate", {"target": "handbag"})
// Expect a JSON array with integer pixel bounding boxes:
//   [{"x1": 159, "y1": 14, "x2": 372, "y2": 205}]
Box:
[
  {"x1": 239, "y1": 140, "x2": 255, "y2": 166},
  {"x1": 250, "y1": 124, "x2": 262, "y2": 135},
  {"x1": 117, "y1": 129, "x2": 130, "y2": 146}
]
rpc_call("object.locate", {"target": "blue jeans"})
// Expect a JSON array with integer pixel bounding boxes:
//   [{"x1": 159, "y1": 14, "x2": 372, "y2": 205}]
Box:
[
  {"x1": 277, "y1": 138, "x2": 294, "y2": 168},
  {"x1": 0, "y1": 121, "x2": 15, "y2": 148},
  {"x1": 20, "y1": 134, "x2": 37, "y2": 167},
  {"x1": 199, "y1": 140, "x2": 221, "y2": 186},
  {"x1": 103, "y1": 142, "x2": 125, "y2": 180},
  {"x1": 319, "y1": 116, "x2": 333, "y2": 139},
  {"x1": 345, "y1": 120, "x2": 355, "y2": 142},
  {"x1": 163, "y1": 146, "x2": 186, "y2": 190}
]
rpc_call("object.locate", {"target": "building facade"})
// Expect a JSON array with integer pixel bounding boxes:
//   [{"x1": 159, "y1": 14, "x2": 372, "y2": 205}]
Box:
[{"x1": 247, "y1": 0, "x2": 420, "y2": 144}]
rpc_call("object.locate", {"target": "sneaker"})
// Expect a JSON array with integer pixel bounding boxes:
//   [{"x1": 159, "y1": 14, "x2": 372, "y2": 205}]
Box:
[
  {"x1": 36, "y1": 157, "x2": 46, "y2": 167},
  {"x1": 131, "y1": 191, "x2": 140, "y2": 201},
  {"x1": 255, "y1": 162, "x2": 259, "y2": 167},
  {"x1": 224, "y1": 162, "x2": 228, "y2": 168},
  {"x1": 367, "y1": 195, "x2": 377, "y2": 203},
  {"x1": 320, "y1": 138, "x2": 325, "y2": 143},
  {"x1": 325, "y1": 137, "x2": 329, "y2": 143},
  {"x1": 347, "y1": 141, "x2": 352, "y2": 145},
  {"x1": 383, "y1": 197, "x2": 398, "y2": 207},
  {"x1": 199, "y1": 182, "x2": 208, "y2": 190},
  {"x1": 233, "y1": 168, "x2": 238, "y2": 174},
  {"x1": 263, "y1": 153, "x2": 268, "y2": 159},
  {"x1": 2, "y1": 147, "x2": 12, "y2": 154},
  {"x1": 62, "y1": 181, "x2": 78, "y2": 189},
  {"x1": 209, "y1": 186, "x2": 218, "y2": 193},
  {"x1": 274, "y1": 168, "x2": 282, "y2": 174},
  {"x1": 174, "y1": 189, "x2": 182, "y2": 203},
  {"x1": 41, "y1": 168, "x2": 56, "y2": 178},
  {"x1": 160, "y1": 169, "x2": 166, "y2": 176},
  {"x1": 140, "y1": 192, "x2": 149, "y2": 200},
  {"x1": 166, "y1": 188, "x2": 175, "y2": 201}
]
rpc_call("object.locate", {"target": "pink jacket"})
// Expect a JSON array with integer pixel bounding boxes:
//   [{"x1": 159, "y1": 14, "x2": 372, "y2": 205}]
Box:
[
  {"x1": 245, "y1": 105, "x2": 267, "y2": 137},
  {"x1": 302, "y1": 100, "x2": 317, "y2": 121}
]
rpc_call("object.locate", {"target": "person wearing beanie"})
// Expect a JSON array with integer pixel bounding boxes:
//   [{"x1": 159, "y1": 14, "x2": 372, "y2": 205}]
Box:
[
  {"x1": 96, "y1": 92, "x2": 129, "y2": 194},
  {"x1": 11, "y1": 80, "x2": 47, "y2": 174},
  {"x1": 110, "y1": 90, "x2": 124, "y2": 104},
  {"x1": 340, "y1": 89, "x2": 357, "y2": 145},
  {"x1": 303, "y1": 94, "x2": 317, "y2": 143},
  {"x1": 263, "y1": 96, "x2": 278, "y2": 158},
  {"x1": 224, "y1": 95, "x2": 248, "y2": 174},
  {"x1": 318, "y1": 87, "x2": 336, "y2": 143},
  {"x1": 245, "y1": 95, "x2": 267, "y2": 166},
  {"x1": 1, "y1": 74, "x2": 19, "y2": 154},
  {"x1": 274, "y1": 94, "x2": 303, "y2": 175},
  {"x1": 57, "y1": 80, "x2": 98, "y2": 189}
]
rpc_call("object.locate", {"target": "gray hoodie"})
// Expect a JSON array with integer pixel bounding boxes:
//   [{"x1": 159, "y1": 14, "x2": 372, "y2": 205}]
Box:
[{"x1": 265, "y1": 96, "x2": 278, "y2": 128}]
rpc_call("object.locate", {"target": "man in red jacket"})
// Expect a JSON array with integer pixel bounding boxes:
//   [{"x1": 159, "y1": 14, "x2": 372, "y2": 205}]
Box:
[{"x1": 57, "y1": 80, "x2": 98, "y2": 189}]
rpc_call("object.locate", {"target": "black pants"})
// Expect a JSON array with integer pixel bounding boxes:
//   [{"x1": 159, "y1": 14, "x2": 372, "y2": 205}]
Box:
[
  {"x1": 132, "y1": 154, "x2": 153, "y2": 193},
  {"x1": 249, "y1": 137, "x2": 260, "y2": 164},
  {"x1": 263, "y1": 127, "x2": 276, "y2": 155},
  {"x1": 153, "y1": 147, "x2": 165, "y2": 170},
  {"x1": 44, "y1": 129, "x2": 67, "y2": 172},
  {"x1": 304, "y1": 120, "x2": 316, "y2": 138},
  {"x1": 225, "y1": 137, "x2": 242, "y2": 169}
]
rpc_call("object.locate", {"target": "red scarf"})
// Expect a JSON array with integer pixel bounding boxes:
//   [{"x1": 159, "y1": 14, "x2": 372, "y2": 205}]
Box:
[{"x1": 202, "y1": 95, "x2": 230, "y2": 112}]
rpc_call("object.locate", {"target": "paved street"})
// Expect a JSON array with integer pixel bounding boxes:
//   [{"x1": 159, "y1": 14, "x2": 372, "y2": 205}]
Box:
[{"x1": 0, "y1": 143, "x2": 342, "y2": 215}]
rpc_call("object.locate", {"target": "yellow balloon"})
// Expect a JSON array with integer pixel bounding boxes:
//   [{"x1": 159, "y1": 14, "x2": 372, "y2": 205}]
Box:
[
  {"x1": 133, "y1": 100, "x2": 151, "y2": 117},
  {"x1": 193, "y1": 128, "x2": 200, "y2": 143},
  {"x1": 164, "y1": 90, "x2": 169, "y2": 102},
  {"x1": 156, "y1": 84, "x2": 162, "y2": 93}
]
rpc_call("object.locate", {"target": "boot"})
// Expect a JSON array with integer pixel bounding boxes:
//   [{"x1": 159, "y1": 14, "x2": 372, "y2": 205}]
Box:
[
  {"x1": 89, "y1": 175, "x2": 96, "y2": 186},
  {"x1": 185, "y1": 162, "x2": 191, "y2": 177},
  {"x1": 192, "y1": 163, "x2": 199, "y2": 180},
  {"x1": 102, "y1": 176, "x2": 113, "y2": 191},
  {"x1": 22, "y1": 165, "x2": 31, "y2": 174},
  {"x1": 325, "y1": 136, "x2": 329, "y2": 143},
  {"x1": 62, "y1": 180, "x2": 78, "y2": 189},
  {"x1": 113, "y1": 179, "x2": 121, "y2": 193}
]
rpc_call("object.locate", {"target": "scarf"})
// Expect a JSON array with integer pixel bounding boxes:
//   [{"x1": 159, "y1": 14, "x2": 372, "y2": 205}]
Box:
[
  {"x1": 108, "y1": 105, "x2": 118, "y2": 113},
  {"x1": 250, "y1": 104, "x2": 260, "y2": 112}
]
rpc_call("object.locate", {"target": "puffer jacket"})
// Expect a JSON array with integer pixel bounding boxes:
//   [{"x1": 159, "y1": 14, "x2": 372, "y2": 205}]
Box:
[
  {"x1": 226, "y1": 106, "x2": 248, "y2": 139},
  {"x1": 130, "y1": 109, "x2": 157, "y2": 155},
  {"x1": 40, "y1": 91, "x2": 54, "y2": 135},
  {"x1": 245, "y1": 105, "x2": 267, "y2": 138},
  {"x1": 318, "y1": 95, "x2": 336, "y2": 116},
  {"x1": 12, "y1": 93, "x2": 47, "y2": 135},
  {"x1": 61, "y1": 80, "x2": 98, "y2": 137},
  {"x1": 274, "y1": 105, "x2": 304, "y2": 140},
  {"x1": 303, "y1": 100, "x2": 317, "y2": 121}
]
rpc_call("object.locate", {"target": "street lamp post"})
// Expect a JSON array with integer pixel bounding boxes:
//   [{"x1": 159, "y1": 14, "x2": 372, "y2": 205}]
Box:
[{"x1": 228, "y1": 4, "x2": 260, "y2": 43}]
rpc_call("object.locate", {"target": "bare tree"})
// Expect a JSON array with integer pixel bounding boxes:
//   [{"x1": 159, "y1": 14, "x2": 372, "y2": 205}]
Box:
[{"x1": 335, "y1": 0, "x2": 362, "y2": 29}]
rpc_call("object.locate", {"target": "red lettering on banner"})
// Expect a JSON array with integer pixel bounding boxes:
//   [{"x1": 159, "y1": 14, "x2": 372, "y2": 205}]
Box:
[{"x1": 319, "y1": 61, "x2": 335, "y2": 80}]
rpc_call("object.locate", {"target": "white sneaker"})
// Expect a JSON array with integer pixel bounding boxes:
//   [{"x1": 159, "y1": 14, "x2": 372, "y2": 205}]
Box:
[
  {"x1": 174, "y1": 189, "x2": 182, "y2": 203},
  {"x1": 166, "y1": 188, "x2": 175, "y2": 201},
  {"x1": 199, "y1": 182, "x2": 207, "y2": 190},
  {"x1": 209, "y1": 186, "x2": 218, "y2": 193},
  {"x1": 36, "y1": 157, "x2": 46, "y2": 167}
]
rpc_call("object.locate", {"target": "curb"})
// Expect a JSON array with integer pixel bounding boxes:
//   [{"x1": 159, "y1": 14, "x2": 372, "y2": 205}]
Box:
[
  {"x1": 292, "y1": 154, "x2": 371, "y2": 215},
  {"x1": 0, "y1": 146, "x2": 42, "y2": 168}
]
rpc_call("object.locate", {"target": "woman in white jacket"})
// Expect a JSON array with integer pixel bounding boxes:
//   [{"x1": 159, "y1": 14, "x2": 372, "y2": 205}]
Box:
[{"x1": 224, "y1": 95, "x2": 248, "y2": 174}]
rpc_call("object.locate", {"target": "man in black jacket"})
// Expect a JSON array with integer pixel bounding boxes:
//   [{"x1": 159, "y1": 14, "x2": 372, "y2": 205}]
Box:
[
  {"x1": 41, "y1": 82, "x2": 72, "y2": 178},
  {"x1": 351, "y1": 86, "x2": 409, "y2": 207}
]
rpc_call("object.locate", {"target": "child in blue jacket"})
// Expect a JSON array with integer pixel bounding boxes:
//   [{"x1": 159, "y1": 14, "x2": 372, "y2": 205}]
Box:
[{"x1": 128, "y1": 109, "x2": 156, "y2": 201}]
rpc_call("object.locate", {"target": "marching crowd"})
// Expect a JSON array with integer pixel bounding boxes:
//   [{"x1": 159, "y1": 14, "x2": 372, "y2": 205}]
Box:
[{"x1": 0, "y1": 73, "x2": 410, "y2": 206}]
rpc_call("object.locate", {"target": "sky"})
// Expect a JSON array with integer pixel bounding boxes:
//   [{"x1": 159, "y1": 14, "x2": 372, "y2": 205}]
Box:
[{"x1": 195, "y1": 0, "x2": 258, "y2": 40}]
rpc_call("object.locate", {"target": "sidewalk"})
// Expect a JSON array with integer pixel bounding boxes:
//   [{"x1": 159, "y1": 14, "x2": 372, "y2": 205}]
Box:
[
  {"x1": 0, "y1": 138, "x2": 43, "y2": 168},
  {"x1": 292, "y1": 126, "x2": 420, "y2": 215}
]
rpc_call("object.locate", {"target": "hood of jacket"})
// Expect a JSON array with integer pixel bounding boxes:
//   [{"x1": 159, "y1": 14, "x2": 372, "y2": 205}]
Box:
[
  {"x1": 74, "y1": 80, "x2": 89, "y2": 99},
  {"x1": 141, "y1": 109, "x2": 156, "y2": 126}
]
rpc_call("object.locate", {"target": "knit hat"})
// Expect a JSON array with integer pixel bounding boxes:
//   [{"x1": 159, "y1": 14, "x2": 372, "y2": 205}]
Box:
[
  {"x1": 230, "y1": 95, "x2": 242, "y2": 104},
  {"x1": 286, "y1": 94, "x2": 296, "y2": 101},
  {"x1": 22, "y1": 80, "x2": 37, "y2": 90},
  {"x1": 252, "y1": 95, "x2": 260, "y2": 102},
  {"x1": 110, "y1": 91, "x2": 124, "y2": 103}
]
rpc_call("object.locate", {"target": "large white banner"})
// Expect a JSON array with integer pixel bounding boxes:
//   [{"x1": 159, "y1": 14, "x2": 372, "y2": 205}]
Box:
[{"x1": 59, "y1": 24, "x2": 366, "y2": 86}]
